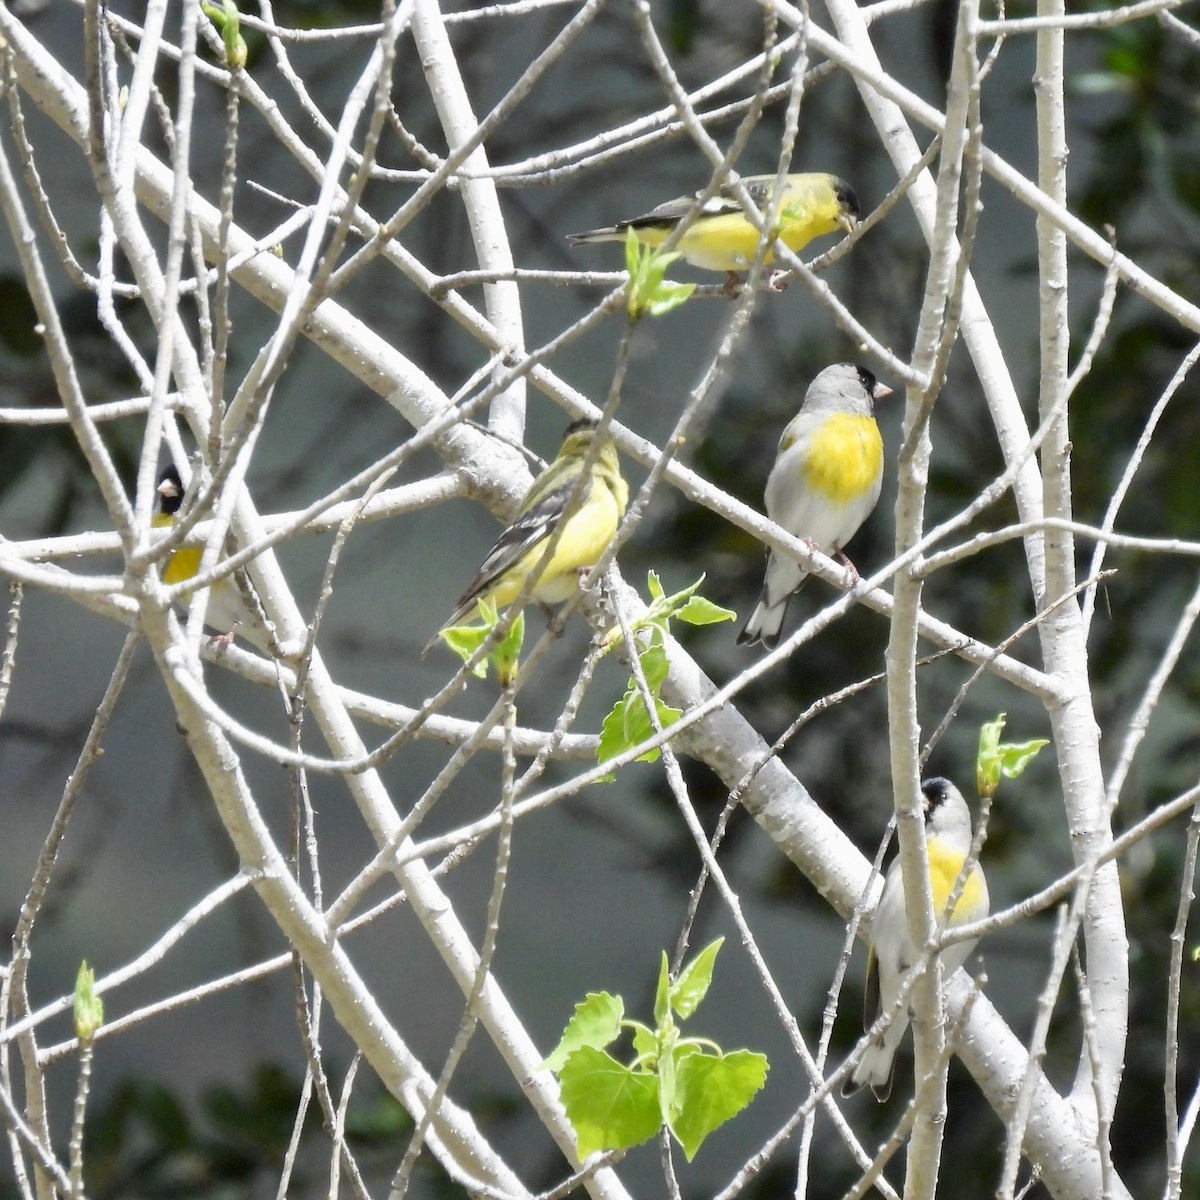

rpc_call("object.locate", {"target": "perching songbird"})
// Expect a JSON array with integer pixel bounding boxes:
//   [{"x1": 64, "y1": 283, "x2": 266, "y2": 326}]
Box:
[
  {"x1": 153, "y1": 465, "x2": 272, "y2": 651},
  {"x1": 737, "y1": 363, "x2": 891, "y2": 649},
  {"x1": 842, "y1": 777, "x2": 990, "y2": 1102},
  {"x1": 567, "y1": 173, "x2": 859, "y2": 288},
  {"x1": 431, "y1": 419, "x2": 629, "y2": 644}
]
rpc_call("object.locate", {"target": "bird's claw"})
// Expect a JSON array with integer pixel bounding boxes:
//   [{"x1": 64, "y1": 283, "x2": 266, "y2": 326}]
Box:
[
  {"x1": 836, "y1": 550, "x2": 861, "y2": 587},
  {"x1": 207, "y1": 621, "x2": 241, "y2": 654}
]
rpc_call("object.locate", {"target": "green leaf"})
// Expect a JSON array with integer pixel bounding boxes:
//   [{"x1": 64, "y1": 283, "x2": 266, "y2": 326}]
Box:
[
  {"x1": 599, "y1": 571, "x2": 727, "y2": 651},
  {"x1": 625, "y1": 695, "x2": 682, "y2": 757},
  {"x1": 624, "y1": 231, "x2": 695, "y2": 320},
  {"x1": 977, "y1": 713, "x2": 1048, "y2": 797},
  {"x1": 623, "y1": 227, "x2": 642, "y2": 278},
  {"x1": 596, "y1": 630, "x2": 682, "y2": 776},
  {"x1": 439, "y1": 625, "x2": 491, "y2": 678},
  {"x1": 653, "y1": 952, "x2": 671, "y2": 1028},
  {"x1": 202, "y1": 0, "x2": 247, "y2": 68},
  {"x1": 638, "y1": 633, "x2": 671, "y2": 694},
  {"x1": 674, "y1": 595, "x2": 736, "y2": 626},
  {"x1": 73, "y1": 960, "x2": 103, "y2": 1041},
  {"x1": 656, "y1": 1035, "x2": 677, "y2": 1125},
  {"x1": 669, "y1": 938, "x2": 724, "y2": 1020},
  {"x1": 996, "y1": 739, "x2": 1050, "y2": 777},
  {"x1": 551, "y1": 946, "x2": 769, "y2": 1165},
  {"x1": 669, "y1": 1049, "x2": 768, "y2": 1161},
  {"x1": 596, "y1": 579, "x2": 726, "y2": 773},
  {"x1": 630, "y1": 1022, "x2": 659, "y2": 1066},
  {"x1": 492, "y1": 610, "x2": 525, "y2": 688},
  {"x1": 542, "y1": 992, "x2": 624, "y2": 1073},
  {"x1": 596, "y1": 690, "x2": 681, "y2": 775},
  {"x1": 559, "y1": 1046, "x2": 662, "y2": 1159},
  {"x1": 439, "y1": 598, "x2": 524, "y2": 683},
  {"x1": 646, "y1": 282, "x2": 696, "y2": 317},
  {"x1": 976, "y1": 713, "x2": 1006, "y2": 797}
]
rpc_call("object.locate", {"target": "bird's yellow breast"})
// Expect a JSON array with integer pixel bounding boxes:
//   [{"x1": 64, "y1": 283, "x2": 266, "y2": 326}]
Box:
[
  {"x1": 927, "y1": 838, "x2": 987, "y2": 921},
  {"x1": 668, "y1": 209, "x2": 842, "y2": 272},
  {"x1": 152, "y1": 513, "x2": 202, "y2": 587},
  {"x1": 676, "y1": 214, "x2": 777, "y2": 271},
  {"x1": 486, "y1": 479, "x2": 623, "y2": 610},
  {"x1": 801, "y1": 413, "x2": 883, "y2": 504}
]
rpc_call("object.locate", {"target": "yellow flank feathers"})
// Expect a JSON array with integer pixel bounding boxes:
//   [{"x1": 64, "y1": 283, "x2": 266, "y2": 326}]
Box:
[{"x1": 800, "y1": 413, "x2": 884, "y2": 504}]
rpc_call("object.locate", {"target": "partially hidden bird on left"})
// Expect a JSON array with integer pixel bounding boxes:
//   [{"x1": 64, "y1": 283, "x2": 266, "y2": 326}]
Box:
[
  {"x1": 152, "y1": 464, "x2": 272, "y2": 652},
  {"x1": 842, "y1": 777, "x2": 990, "y2": 1102},
  {"x1": 739, "y1": 363, "x2": 892, "y2": 649},
  {"x1": 153, "y1": 466, "x2": 202, "y2": 586},
  {"x1": 567, "y1": 172, "x2": 860, "y2": 291},
  {"x1": 428, "y1": 419, "x2": 629, "y2": 652}
]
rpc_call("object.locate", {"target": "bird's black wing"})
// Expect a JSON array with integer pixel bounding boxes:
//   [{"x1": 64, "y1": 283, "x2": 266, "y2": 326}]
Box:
[
  {"x1": 862, "y1": 945, "x2": 881, "y2": 1030},
  {"x1": 622, "y1": 185, "x2": 747, "y2": 228},
  {"x1": 453, "y1": 481, "x2": 573, "y2": 611}
]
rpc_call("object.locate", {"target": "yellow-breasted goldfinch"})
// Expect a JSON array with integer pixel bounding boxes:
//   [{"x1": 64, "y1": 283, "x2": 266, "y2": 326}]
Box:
[
  {"x1": 154, "y1": 465, "x2": 201, "y2": 586},
  {"x1": 433, "y1": 419, "x2": 629, "y2": 641},
  {"x1": 738, "y1": 363, "x2": 891, "y2": 649},
  {"x1": 843, "y1": 777, "x2": 990, "y2": 1101},
  {"x1": 153, "y1": 465, "x2": 270, "y2": 650},
  {"x1": 567, "y1": 173, "x2": 859, "y2": 288}
]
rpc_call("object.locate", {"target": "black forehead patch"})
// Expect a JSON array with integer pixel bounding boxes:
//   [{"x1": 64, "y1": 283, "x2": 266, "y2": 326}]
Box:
[
  {"x1": 563, "y1": 417, "x2": 598, "y2": 439},
  {"x1": 920, "y1": 777, "x2": 952, "y2": 813}
]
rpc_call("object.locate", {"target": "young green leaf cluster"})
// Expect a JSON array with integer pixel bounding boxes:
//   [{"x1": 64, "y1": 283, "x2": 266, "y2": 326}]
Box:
[
  {"x1": 438, "y1": 597, "x2": 525, "y2": 686},
  {"x1": 543, "y1": 939, "x2": 768, "y2": 1161},
  {"x1": 623, "y1": 231, "x2": 697, "y2": 320},
  {"x1": 597, "y1": 572, "x2": 734, "y2": 773},
  {"x1": 976, "y1": 713, "x2": 1049, "y2": 799},
  {"x1": 200, "y1": 0, "x2": 248, "y2": 70}
]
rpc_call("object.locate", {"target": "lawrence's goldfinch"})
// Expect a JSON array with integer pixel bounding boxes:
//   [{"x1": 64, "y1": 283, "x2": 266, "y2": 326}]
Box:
[
  {"x1": 567, "y1": 172, "x2": 859, "y2": 286},
  {"x1": 434, "y1": 419, "x2": 628, "y2": 638},
  {"x1": 153, "y1": 465, "x2": 270, "y2": 651},
  {"x1": 154, "y1": 466, "x2": 201, "y2": 585},
  {"x1": 738, "y1": 363, "x2": 891, "y2": 649},
  {"x1": 843, "y1": 777, "x2": 990, "y2": 1101}
]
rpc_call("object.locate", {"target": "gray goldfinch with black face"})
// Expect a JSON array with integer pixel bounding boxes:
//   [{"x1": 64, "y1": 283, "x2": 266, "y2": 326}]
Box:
[
  {"x1": 738, "y1": 363, "x2": 891, "y2": 649},
  {"x1": 153, "y1": 465, "x2": 272, "y2": 651},
  {"x1": 567, "y1": 173, "x2": 859, "y2": 284},
  {"x1": 843, "y1": 777, "x2": 990, "y2": 1101},
  {"x1": 432, "y1": 419, "x2": 629, "y2": 643}
]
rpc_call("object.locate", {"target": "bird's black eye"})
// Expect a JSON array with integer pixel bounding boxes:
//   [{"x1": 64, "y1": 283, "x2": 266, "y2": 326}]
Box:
[
  {"x1": 857, "y1": 366, "x2": 878, "y2": 395},
  {"x1": 837, "y1": 184, "x2": 861, "y2": 220}
]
